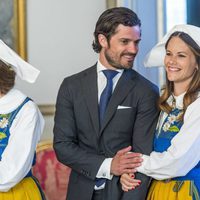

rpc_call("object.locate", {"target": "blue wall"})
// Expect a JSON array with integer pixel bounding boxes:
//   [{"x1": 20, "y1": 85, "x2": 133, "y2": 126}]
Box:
[{"x1": 131, "y1": 0, "x2": 160, "y2": 87}]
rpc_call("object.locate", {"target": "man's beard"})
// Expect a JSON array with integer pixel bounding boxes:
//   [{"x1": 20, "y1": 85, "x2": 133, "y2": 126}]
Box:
[{"x1": 104, "y1": 50, "x2": 135, "y2": 70}]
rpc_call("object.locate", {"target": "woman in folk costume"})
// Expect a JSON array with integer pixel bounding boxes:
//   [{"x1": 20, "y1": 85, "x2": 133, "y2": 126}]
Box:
[
  {"x1": 120, "y1": 24, "x2": 200, "y2": 200},
  {"x1": 0, "y1": 40, "x2": 45, "y2": 199}
]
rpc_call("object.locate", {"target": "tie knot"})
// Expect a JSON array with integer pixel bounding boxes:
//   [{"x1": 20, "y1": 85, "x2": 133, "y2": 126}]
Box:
[{"x1": 102, "y1": 70, "x2": 118, "y2": 80}]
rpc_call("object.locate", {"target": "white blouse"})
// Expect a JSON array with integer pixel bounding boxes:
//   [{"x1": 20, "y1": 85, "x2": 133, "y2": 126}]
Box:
[
  {"x1": 137, "y1": 93, "x2": 200, "y2": 180},
  {"x1": 0, "y1": 89, "x2": 44, "y2": 191}
]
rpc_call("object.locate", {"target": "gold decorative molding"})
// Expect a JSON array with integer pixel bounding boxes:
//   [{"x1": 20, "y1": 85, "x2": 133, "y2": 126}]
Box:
[
  {"x1": 106, "y1": 0, "x2": 117, "y2": 8},
  {"x1": 38, "y1": 104, "x2": 55, "y2": 116},
  {"x1": 13, "y1": 0, "x2": 27, "y2": 60}
]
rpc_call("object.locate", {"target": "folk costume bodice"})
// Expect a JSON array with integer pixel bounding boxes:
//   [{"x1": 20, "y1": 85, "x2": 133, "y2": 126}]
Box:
[{"x1": 154, "y1": 104, "x2": 200, "y2": 194}]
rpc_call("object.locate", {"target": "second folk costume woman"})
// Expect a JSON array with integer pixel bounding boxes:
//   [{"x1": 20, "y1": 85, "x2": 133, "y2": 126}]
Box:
[{"x1": 0, "y1": 40, "x2": 45, "y2": 200}]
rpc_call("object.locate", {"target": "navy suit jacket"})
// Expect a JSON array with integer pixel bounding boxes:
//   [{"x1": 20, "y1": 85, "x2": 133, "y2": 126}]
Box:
[{"x1": 53, "y1": 64, "x2": 159, "y2": 200}]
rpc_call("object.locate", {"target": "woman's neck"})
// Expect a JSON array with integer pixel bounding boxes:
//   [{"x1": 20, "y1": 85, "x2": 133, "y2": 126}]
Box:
[{"x1": 173, "y1": 82, "x2": 188, "y2": 96}]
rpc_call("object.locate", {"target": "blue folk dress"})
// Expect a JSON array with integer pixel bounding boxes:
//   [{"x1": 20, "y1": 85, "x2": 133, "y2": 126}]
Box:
[
  {"x1": 0, "y1": 97, "x2": 45, "y2": 200},
  {"x1": 147, "y1": 107, "x2": 200, "y2": 200}
]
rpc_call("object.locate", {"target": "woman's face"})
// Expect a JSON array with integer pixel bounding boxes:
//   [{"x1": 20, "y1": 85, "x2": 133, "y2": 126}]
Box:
[{"x1": 164, "y1": 36, "x2": 197, "y2": 92}]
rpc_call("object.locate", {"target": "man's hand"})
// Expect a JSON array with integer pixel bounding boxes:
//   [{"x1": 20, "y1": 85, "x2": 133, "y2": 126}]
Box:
[{"x1": 111, "y1": 146, "x2": 143, "y2": 176}]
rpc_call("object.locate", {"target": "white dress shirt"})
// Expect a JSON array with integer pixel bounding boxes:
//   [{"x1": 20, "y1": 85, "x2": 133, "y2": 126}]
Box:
[
  {"x1": 137, "y1": 93, "x2": 200, "y2": 180},
  {"x1": 95, "y1": 61, "x2": 123, "y2": 189},
  {"x1": 0, "y1": 88, "x2": 44, "y2": 191}
]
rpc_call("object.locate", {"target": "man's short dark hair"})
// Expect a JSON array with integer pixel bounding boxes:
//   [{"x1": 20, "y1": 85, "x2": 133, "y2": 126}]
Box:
[{"x1": 92, "y1": 7, "x2": 141, "y2": 53}]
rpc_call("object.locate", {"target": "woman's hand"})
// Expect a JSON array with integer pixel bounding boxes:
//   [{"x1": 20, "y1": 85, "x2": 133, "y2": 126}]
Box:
[{"x1": 120, "y1": 173, "x2": 141, "y2": 192}]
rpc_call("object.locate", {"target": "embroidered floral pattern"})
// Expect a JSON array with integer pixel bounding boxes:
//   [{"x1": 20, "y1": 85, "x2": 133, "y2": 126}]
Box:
[
  {"x1": 0, "y1": 132, "x2": 7, "y2": 140},
  {"x1": 163, "y1": 122, "x2": 171, "y2": 132},
  {"x1": 0, "y1": 114, "x2": 10, "y2": 141},
  {"x1": 162, "y1": 109, "x2": 183, "y2": 133},
  {"x1": 168, "y1": 114, "x2": 176, "y2": 123},
  {"x1": 0, "y1": 117, "x2": 9, "y2": 128}
]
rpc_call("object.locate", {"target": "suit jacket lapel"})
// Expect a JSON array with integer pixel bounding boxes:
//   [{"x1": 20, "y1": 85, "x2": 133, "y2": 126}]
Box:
[
  {"x1": 81, "y1": 65, "x2": 100, "y2": 134},
  {"x1": 100, "y1": 69, "x2": 137, "y2": 133}
]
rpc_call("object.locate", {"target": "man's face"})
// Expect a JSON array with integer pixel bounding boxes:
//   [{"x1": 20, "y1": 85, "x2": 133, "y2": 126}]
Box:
[{"x1": 99, "y1": 24, "x2": 141, "y2": 70}]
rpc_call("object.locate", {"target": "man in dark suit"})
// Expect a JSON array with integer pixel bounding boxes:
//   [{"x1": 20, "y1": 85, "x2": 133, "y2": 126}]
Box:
[{"x1": 53, "y1": 7, "x2": 159, "y2": 200}]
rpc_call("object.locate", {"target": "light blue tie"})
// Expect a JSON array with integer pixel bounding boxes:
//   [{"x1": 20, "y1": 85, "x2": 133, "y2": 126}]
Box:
[{"x1": 96, "y1": 70, "x2": 118, "y2": 188}]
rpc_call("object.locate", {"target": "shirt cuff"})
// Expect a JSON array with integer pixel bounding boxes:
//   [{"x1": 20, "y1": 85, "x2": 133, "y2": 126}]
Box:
[
  {"x1": 96, "y1": 158, "x2": 113, "y2": 180},
  {"x1": 136, "y1": 154, "x2": 150, "y2": 173}
]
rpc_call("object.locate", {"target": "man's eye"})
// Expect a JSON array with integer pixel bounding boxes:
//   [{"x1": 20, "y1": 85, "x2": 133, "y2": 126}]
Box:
[
  {"x1": 121, "y1": 40, "x2": 128, "y2": 44},
  {"x1": 135, "y1": 41, "x2": 140, "y2": 46}
]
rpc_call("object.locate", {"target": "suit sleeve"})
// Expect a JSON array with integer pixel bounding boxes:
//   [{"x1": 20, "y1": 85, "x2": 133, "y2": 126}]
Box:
[
  {"x1": 53, "y1": 79, "x2": 105, "y2": 181},
  {"x1": 122, "y1": 85, "x2": 159, "y2": 200}
]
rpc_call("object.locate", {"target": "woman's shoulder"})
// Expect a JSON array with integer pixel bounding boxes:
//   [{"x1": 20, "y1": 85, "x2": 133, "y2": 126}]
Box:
[{"x1": 184, "y1": 94, "x2": 200, "y2": 118}]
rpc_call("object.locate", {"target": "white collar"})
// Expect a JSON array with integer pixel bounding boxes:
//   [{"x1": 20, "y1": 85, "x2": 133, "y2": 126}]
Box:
[
  {"x1": 167, "y1": 92, "x2": 186, "y2": 109},
  {"x1": 97, "y1": 60, "x2": 123, "y2": 74},
  {"x1": 0, "y1": 88, "x2": 27, "y2": 114}
]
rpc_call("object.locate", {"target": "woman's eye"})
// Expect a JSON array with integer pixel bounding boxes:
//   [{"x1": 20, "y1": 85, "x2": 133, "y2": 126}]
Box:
[{"x1": 178, "y1": 54, "x2": 186, "y2": 57}]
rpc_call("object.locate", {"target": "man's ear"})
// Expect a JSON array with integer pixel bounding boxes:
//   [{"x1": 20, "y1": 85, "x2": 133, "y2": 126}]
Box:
[{"x1": 98, "y1": 34, "x2": 108, "y2": 48}]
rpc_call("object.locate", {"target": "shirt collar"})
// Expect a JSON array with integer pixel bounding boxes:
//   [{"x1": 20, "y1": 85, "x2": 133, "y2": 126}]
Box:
[
  {"x1": 0, "y1": 88, "x2": 26, "y2": 114},
  {"x1": 97, "y1": 60, "x2": 124, "y2": 74}
]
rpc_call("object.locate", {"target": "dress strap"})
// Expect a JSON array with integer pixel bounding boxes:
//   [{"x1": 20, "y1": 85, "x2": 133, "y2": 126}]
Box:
[{"x1": 8, "y1": 97, "x2": 32, "y2": 127}]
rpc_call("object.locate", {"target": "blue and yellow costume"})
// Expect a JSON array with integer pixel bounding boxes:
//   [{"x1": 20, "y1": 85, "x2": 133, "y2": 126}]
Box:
[
  {"x1": 138, "y1": 24, "x2": 200, "y2": 200},
  {"x1": 147, "y1": 106, "x2": 200, "y2": 200},
  {"x1": 0, "y1": 93, "x2": 45, "y2": 200}
]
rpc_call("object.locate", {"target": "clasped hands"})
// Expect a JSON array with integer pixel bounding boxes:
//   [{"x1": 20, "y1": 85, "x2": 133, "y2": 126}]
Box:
[{"x1": 111, "y1": 146, "x2": 143, "y2": 191}]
